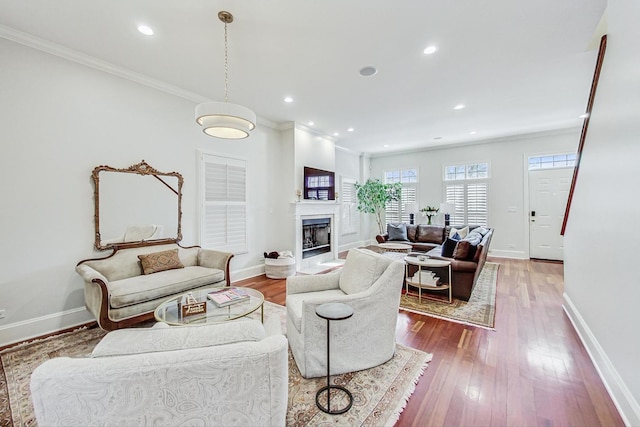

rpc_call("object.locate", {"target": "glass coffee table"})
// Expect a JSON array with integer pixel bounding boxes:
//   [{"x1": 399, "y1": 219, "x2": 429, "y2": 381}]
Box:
[{"x1": 154, "y1": 287, "x2": 264, "y2": 326}]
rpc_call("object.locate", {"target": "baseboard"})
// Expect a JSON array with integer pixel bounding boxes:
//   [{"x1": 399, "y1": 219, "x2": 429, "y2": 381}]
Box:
[
  {"x1": 0, "y1": 307, "x2": 95, "y2": 348},
  {"x1": 487, "y1": 249, "x2": 527, "y2": 259},
  {"x1": 339, "y1": 239, "x2": 369, "y2": 253},
  {"x1": 563, "y1": 293, "x2": 640, "y2": 427},
  {"x1": 230, "y1": 264, "x2": 266, "y2": 282}
]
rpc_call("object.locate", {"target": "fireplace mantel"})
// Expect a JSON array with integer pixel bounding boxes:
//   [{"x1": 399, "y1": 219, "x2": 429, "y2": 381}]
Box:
[{"x1": 290, "y1": 201, "x2": 340, "y2": 217}]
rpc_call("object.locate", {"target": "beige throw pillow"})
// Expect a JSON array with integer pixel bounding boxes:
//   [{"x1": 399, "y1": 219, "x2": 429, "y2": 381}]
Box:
[
  {"x1": 138, "y1": 249, "x2": 184, "y2": 275},
  {"x1": 449, "y1": 225, "x2": 469, "y2": 239},
  {"x1": 339, "y1": 249, "x2": 389, "y2": 295}
]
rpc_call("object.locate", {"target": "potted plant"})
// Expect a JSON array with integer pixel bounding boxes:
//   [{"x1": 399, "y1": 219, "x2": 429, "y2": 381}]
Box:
[
  {"x1": 354, "y1": 179, "x2": 402, "y2": 235},
  {"x1": 420, "y1": 205, "x2": 440, "y2": 225}
]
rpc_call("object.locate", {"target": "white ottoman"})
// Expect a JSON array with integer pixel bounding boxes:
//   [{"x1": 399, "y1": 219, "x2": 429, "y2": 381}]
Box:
[{"x1": 265, "y1": 257, "x2": 296, "y2": 279}]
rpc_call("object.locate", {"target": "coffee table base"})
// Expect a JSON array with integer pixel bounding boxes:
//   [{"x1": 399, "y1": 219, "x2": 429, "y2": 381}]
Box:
[{"x1": 315, "y1": 385, "x2": 353, "y2": 415}]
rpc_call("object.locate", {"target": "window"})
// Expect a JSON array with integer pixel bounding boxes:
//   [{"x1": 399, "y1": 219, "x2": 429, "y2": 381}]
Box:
[
  {"x1": 385, "y1": 168, "x2": 418, "y2": 184},
  {"x1": 384, "y1": 169, "x2": 418, "y2": 224},
  {"x1": 340, "y1": 178, "x2": 359, "y2": 235},
  {"x1": 199, "y1": 153, "x2": 247, "y2": 254},
  {"x1": 528, "y1": 153, "x2": 576, "y2": 170},
  {"x1": 444, "y1": 163, "x2": 489, "y2": 226}
]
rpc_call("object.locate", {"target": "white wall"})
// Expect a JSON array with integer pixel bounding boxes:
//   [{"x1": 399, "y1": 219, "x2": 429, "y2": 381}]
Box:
[
  {"x1": 335, "y1": 147, "x2": 367, "y2": 250},
  {"x1": 369, "y1": 130, "x2": 580, "y2": 257},
  {"x1": 0, "y1": 38, "x2": 282, "y2": 345},
  {"x1": 293, "y1": 127, "x2": 335, "y2": 194},
  {"x1": 563, "y1": 1, "x2": 640, "y2": 424}
]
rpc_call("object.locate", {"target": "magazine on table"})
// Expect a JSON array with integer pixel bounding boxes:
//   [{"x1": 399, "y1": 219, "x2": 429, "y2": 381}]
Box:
[{"x1": 207, "y1": 287, "x2": 250, "y2": 307}]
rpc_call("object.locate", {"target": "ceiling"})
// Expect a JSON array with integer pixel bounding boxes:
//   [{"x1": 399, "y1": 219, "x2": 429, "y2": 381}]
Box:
[{"x1": 0, "y1": 0, "x2": 607, "y2": 155}]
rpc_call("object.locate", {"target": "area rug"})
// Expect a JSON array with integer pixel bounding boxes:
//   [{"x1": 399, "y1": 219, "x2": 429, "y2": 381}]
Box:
[
  {"x1": 400, "y1": 262, "x2": 500, "y2": 329},
  {"x1": 0, "y1": 301, "x2": 431, "y2": 427}
]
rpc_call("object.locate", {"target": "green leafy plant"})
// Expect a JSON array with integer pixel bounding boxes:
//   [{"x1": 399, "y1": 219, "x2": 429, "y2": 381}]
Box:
[{"x1": 354, "y1": 179, "x2": 403, "y2": 235}]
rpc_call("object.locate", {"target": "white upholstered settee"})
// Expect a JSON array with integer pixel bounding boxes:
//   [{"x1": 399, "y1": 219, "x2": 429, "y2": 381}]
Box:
[
  {"x1": 286, "y1": 248, "x2": 405, "y2": 378},
  {"x1": 30, "y1": 318, "x2": 288, "y2": 427},
  {"x1": 76, "y1": 243, "x2": 233, "y2": 330}
]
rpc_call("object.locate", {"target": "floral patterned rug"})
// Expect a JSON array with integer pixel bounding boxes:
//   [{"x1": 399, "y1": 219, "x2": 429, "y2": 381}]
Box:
[
  {"x1": 399, "y1": 262, "x2": 499, "y2": 329},
  {"x1": 1, "y1": 302, "x2": 431, "y2": 427}
]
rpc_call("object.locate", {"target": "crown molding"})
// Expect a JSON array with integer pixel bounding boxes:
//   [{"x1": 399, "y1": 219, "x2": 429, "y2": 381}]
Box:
[
  {"x1": 369, "y1": 126, "x2": 581, "y2": 158},
  {"x1": 0, "y1": 25, "x2": 213, "y2": 103},
  {"x1": 292, "y1": 122, "x2": 339, "y2": 143},
  {"x1": 0, "y1": 24, "x2": 279, "y2": 130}
]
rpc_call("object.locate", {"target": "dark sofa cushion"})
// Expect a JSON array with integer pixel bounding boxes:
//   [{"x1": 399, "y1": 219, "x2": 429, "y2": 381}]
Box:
[
  {"x1": 387, "y1": 223, "x2": 409, "y2": 241},
  {"x1": 406, "y1": 224, "x2": 418, "y2": 242},
  {"x1": 416, "y1": 225, "x2": 446, "y2": 244},
  {"x1": 441, "y1": 238, "x2": 458, "y2": 257},
  {"x1": 453, "y1": 241, "x2": 471, "y2": 259}
]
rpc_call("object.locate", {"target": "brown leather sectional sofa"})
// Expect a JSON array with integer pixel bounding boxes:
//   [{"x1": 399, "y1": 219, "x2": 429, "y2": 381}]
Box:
[{"x1": 376, "y1": 224, "x2": 494, "y2": 301}]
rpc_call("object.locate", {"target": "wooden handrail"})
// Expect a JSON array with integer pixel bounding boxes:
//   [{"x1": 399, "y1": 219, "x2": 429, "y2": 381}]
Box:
[{"x1": 561, "y1": 34, "x2": 607, "y2": 236}]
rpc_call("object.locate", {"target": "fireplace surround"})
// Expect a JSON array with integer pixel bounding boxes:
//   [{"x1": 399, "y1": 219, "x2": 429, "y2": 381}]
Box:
[{"x1": 291, "y1": 202, "x2": 340, "y2": 272}]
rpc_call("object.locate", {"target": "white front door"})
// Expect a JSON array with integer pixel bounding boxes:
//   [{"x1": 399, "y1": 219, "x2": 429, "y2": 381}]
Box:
[{"x1": 529, "y1": 168, "x2": 573, "y2": 260}]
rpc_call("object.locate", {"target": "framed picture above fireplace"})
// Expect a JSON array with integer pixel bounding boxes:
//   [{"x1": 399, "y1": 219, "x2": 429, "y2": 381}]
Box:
[{"x1": 303, "y1": 166, "x2": 335, "y2": 201}]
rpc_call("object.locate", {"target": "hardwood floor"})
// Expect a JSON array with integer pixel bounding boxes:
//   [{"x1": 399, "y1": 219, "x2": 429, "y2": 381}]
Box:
[{"x1": 234, "y1": 257, "x2": 624, "y2": 427}]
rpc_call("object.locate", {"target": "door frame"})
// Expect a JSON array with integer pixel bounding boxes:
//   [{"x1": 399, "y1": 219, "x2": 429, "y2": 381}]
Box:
[{"x1": 522, "y1": 151, "x2": 576, "y2": 260}]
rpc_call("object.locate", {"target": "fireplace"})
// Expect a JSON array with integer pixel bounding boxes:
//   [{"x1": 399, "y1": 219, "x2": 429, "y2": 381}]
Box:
[
  {"x1": 291, "y1": 202, "x2": 340, "y2": 272},
  {"x1": 302, "y1": 218, "x2": 331, "y2": 259}
]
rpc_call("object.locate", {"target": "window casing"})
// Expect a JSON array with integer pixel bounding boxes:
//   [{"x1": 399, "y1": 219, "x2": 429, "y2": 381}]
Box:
[
  {"x1": 444, "y1": 163, "x2": 489, "y2": 227},
  {"x1": 528, "y1": 153, "x2": 576, "y2": 170},
  {"x1": 384, "y1": 168, "x2": 418, "y2": 224},
  {"x1": 199, "y1": 153, "x2": 248, "y2": 254},
  {"x1": 340, "y1": 177, "x2": 359, "y2": 235}
]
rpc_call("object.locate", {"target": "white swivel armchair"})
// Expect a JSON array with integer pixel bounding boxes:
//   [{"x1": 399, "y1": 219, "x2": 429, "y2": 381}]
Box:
[
  {"x1": 286, "y1": 248, "x2": 405, "y2": 378},
  {"x1": 30, "y1": 319, "x2": 288, "y2": 427}
]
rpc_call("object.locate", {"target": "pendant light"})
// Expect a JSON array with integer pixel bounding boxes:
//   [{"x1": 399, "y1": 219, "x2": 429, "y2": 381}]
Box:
[{"x1": 195, "y1": 11, "x2": 256, "y2": 139}]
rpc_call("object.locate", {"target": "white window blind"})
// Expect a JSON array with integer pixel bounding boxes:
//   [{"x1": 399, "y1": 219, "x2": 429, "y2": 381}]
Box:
[
  {"x1": 444, "y1": 162, "x2": 489, "y2": 227},
  {"x1": 385, "y1": 184, "x2": 417, "y2": 225},
  {"x1": 200, "y1": 154, "x2": 247, "y2": 254},
  {"x1": 340, "y1": 178, "x2": 358, "y2": 235}
]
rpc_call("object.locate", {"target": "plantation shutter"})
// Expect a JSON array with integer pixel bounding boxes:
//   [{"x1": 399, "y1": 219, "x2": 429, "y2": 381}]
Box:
[
  {"x1": 385, "y1": 184, "x2": 417, "y2": 225},
  {"x1": 385, "y1": 198, "x2": 400, "y2": 224},
  {"x1": 445, "y1": 182, "x2": 488, "y2": 227},
  {"x1": 201, "y1": 154, "x2": 247, "y2": 254},
  {"x1": 341, "y1": 179, "x2": 358, "y2": 235},
  {"x1": 445, "y1": 184, "x2": 466, "y2": 227},
  {"x1": 400, "y1": 186, "x2": 417, "y2": 223},
  {"x1": 466, "y1": 182, "x2": 488, "y2": 226}
]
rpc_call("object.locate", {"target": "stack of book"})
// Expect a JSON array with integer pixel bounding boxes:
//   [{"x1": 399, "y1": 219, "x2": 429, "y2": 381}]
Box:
[
  {"x1": 411, "y1": 271, "x2": 441, "y2": 287},
  {"x1": 207, "y1": 287, "x2": 250, "y2": 307}
]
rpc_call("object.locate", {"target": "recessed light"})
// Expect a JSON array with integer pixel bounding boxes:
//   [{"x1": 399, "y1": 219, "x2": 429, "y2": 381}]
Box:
[
  {"x1": 453, "y1": 104, "x2": 465, "y2": 110},
  {"x1": 347, "y1": 128, "x2": 354, "y2": 132},
  {"x1": 137, "y1": 25, "x2": 154, "y2": 36},
  {"x1": 579, "y1": 113, "x2": 589, "y2": 119},
  {"x1": 423, "y1": 45, "x2": 437, "y2": 55},
  {"x1": 383, "y1": 144, "x2": 390, "y2": 148},
  {"x1": 308, "y1": 121, "x2": 314, "y2": 126},
  {"x1": 333, "y1": 132, "x2": 339, "y2": 137},
  {"x1": 470, "y1": 131, "x2": 477, "y2": 135},
  {"x1": 359, "y1": 66, "x2": 377, "y2": 77},
  {"x1": 284, "y1": 97, "x2": 293, "y2": 103}
]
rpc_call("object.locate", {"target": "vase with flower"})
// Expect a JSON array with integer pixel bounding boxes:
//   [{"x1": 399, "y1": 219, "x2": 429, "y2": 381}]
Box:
[{"x1": 420, "y1": 206, "x2": 440, "y2": 225}]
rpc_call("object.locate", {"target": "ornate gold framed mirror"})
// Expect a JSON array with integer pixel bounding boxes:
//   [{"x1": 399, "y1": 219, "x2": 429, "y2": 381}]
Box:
[{"x1": 92, "y1": 160, "x2": 183, "y2": 250}]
